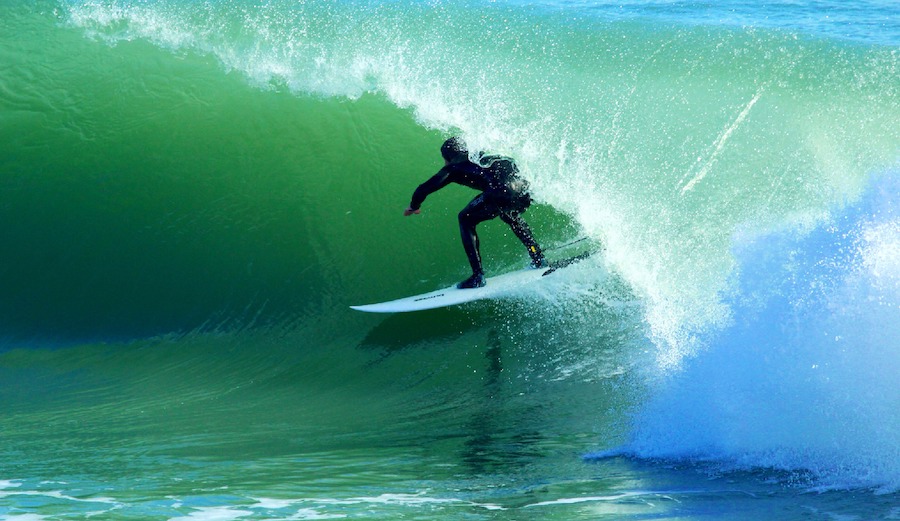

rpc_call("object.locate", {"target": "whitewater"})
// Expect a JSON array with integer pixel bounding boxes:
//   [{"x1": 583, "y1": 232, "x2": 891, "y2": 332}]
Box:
[{"x1": 1, "y1": 0, "x2": 898, "y2": 519}]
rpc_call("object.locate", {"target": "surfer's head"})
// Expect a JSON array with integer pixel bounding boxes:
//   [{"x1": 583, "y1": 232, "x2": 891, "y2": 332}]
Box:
[{"x1": 440, "y1": 137, "x2": 468, "y2": 164}]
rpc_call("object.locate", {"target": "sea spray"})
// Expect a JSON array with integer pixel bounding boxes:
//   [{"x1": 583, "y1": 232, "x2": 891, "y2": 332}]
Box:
[{"x1": 619, "y1": 171, "x2": 900, "y2": 492}]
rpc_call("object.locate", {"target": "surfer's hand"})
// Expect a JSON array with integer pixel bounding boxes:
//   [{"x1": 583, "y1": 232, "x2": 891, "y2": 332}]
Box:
[{"x1": 403, "y1": 207, "x2": 421, "y2": 216}]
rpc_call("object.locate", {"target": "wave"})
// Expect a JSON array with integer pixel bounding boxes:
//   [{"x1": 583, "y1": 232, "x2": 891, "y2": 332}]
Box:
[
  {"x1": 2, "y1": 0, "x2": 898, "y2": 493},
  {"x1": 24, "y1": 0, "x2": 892, "y2": 352}
]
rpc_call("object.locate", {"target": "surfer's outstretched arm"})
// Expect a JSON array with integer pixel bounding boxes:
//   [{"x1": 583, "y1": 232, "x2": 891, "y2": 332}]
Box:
[{"x1": 405, "y1": 167, "x2": 453, "y2": 215}]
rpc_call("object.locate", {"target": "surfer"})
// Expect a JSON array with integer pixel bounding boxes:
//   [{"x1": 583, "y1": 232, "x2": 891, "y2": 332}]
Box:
[{"x1": 404, "y1": 137, "x2": 546, "y2": 289}]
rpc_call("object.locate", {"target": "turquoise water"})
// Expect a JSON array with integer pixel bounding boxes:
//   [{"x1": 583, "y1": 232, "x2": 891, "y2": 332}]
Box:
[{"x1": 1, "y1": 0, "x2": 898, "y2": 518}]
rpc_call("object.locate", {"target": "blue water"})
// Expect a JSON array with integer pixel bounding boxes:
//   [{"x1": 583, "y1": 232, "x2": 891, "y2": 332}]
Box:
[{"x1": 518, "y1": 0, "x2": 900, "y2": 46}]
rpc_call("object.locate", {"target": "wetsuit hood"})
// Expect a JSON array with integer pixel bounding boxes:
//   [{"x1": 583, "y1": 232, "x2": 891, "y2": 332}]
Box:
[{"x1": 440, "y1": 137, "x2": 468, "y2": 164}]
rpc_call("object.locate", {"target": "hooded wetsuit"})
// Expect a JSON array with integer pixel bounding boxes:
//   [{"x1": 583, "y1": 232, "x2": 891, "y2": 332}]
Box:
[{"x1": 409, "y1": 154, "x2": 544, "y2": 277}]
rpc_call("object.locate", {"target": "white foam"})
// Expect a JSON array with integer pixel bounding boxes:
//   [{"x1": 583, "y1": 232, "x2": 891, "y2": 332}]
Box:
[
  {"x1": 623, "y1": 173, "x2": 900, "y2": 492},
  {"x1": 175, "y1": 507, "x2": 253, "y2": 521}
]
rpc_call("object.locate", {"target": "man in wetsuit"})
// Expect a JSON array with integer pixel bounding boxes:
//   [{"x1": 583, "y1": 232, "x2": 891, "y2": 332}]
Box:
[{"x1": 404, "y1": 137, "x2": 546, "y2": 289}]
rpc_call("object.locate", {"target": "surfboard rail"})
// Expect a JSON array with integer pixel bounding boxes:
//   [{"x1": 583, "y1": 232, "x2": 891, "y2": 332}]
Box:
[{"x1": 350, "y1": 250, "x2": 596, "y2": 313}]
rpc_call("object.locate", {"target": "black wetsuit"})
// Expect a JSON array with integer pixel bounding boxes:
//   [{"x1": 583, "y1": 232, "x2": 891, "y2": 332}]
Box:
[{"x1": 409, "y1": 154, "x2": 544, "y2": 277}]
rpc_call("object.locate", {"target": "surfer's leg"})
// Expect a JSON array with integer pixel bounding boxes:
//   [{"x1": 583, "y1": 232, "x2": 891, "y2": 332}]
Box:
[
  {"x1": 458, "y1": 195, "x2": 499, "y2": 287},
  {"x1": 500, "y1": 211, "x2": 546, "y2": 268}
]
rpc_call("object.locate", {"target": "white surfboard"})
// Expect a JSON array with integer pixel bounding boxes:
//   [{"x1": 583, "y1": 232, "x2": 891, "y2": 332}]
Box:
[{"x1": 350, "y1": 251, "x2": 593, "y2": 313}]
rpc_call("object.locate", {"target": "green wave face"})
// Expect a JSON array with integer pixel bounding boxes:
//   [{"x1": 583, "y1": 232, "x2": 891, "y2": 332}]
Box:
[{"x1": 4, "y1": 0, "x2": 897, "y2": 346}]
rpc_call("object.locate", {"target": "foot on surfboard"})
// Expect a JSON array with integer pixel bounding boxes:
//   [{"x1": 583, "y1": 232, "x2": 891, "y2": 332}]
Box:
[
  {"x1": 457, "y1": 272, "x2": 486, "y2": 289},
  {"x1": 530, "y1": 256, "x2": 549, "y2": 269}
]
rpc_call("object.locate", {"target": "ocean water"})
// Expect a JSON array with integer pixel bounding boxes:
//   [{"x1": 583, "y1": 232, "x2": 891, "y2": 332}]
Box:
[{"x1": 1, "y1": 0, "x2": 898, "y2": 519}]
